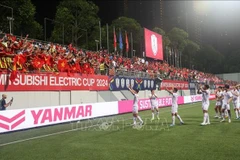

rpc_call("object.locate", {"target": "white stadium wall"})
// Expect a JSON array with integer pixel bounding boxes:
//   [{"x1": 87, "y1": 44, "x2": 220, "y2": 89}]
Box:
[{"x1": 2, "y1": 90, "x2": 192, "y2": 110}]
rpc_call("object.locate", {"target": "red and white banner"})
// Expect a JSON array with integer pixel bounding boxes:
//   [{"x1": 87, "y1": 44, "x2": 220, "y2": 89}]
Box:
[
  {"x1": 0, "y1": 102, "x2": 118, "y2": 133},
  {"x1": 144, "y1": 28, "x2": 163, "y2": 60},
  {"x1": 161, "y1": 80, "x2": 189, "y2": 90},
  {"x1": 0, "y1": 73, "x2": 109, "y2": 91}
]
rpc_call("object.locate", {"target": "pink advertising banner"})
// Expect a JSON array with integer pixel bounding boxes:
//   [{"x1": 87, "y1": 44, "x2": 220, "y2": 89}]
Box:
[{"x1": 118, "y1": 96, "x2": 184, "y2": 114}]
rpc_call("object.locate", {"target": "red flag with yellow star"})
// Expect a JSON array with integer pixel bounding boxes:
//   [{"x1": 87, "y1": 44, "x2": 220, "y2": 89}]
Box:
[
  {"x1": 10, "y1": 64, "x2": 18, "y2": 82},
  {"x1": 57, "y1": 59, "x2": 68, "y2": 72}
]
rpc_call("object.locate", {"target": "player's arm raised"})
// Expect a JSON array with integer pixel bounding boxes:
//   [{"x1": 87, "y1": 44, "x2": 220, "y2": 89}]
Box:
[
  {"x1": 165, "y1": 87, "x2": 173, "y2": 95},
  {"x1": 153, "y1": 93, "x2": 158, "y2": 98},
  {"x1": 199, "y1": 85, "x2": 207, "y2": 93},
  {"x1": 232, "y1": 90, "x2": 239, "y2": 97},
  {"x1": 128, "y1": 85, "x2": 136, "y2": 95},
  {"x1": 197, "y1": 85, "x2": 202, "y2": 94},
  {"x1": 235, "y1": 84, "x2": 240, "y2": 88}
]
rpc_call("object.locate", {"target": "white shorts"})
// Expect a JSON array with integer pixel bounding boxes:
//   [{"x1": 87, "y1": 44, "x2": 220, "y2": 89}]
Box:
[
  {"x1": 133, "y1": 106, "x2": 138, "y2": 114},
  {"x1": 202, "y1": 103, "x2": 209, "y2": 111},
  {"x1": 171, "y1": 106, "x2": 178, "y2": 114},
  {"x1": 233, "y1": 102, "x2": 239, "y2": 109},
  {"x1": 216, "y1": 101, "x2": 222, "y2": 106},
  {"x1": 151, "y1": 104, "x2": 158, "y2": 110},
  {"x1": 222, "y1": 104, "x2": 230, "y2": 110}
]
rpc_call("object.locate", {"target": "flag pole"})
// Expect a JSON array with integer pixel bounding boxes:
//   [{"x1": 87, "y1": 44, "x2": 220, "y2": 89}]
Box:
[
  {"x1": 119, "y1": 28, "x2": 122, "y2": 56},
  {"x1": 106, "y1": 23, "x2": 109, "y2": 53},
  {"x1": 131, "y1": 32, "x2": 133, "y2": 58},
  {"x1": 125, "y1": 31, "x2": 128, "y2": 58},
  {"x1": 113, "y1": 26, "x2": 116, "y2": 53},
  {"x1": 99, "y1": 21, "x2": 102, "y2": 50}
]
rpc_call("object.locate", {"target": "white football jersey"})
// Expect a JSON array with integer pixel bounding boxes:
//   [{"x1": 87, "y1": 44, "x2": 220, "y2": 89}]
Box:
[
  {"x1": 172, "y1": 93, "x2": 178, "y2": 107},
  {"x1": 223, "y1": 90, "x2": 233, "y2": 104},
  {"x1": 216, "y1": 91, "x2": 223, "y2": 101},
  {"x1": 149, "y1": 94, "x2": 158, "y2": 106},
  {"x1": 133, "y1": 94, "x2": 139, "y2": 107},
  {"x1": 202, "y1": 89, "x2": 210, "y2": 105},
  {"x1": 232, "y1": 90, "x2": 239, "y2": 103}
]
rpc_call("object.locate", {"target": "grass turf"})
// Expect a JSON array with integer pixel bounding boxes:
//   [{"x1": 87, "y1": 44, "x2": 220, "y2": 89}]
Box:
[{"x1": 1, "y1": 101, "x2": 240, "y2": 160}]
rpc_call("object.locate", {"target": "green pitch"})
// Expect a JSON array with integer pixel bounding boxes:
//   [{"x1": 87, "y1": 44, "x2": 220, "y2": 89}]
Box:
[{"x1": 1, "y1": 102, "x2": 240, "y2": 160}]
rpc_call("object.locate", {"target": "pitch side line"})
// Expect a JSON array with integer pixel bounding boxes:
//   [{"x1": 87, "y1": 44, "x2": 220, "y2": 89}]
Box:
[{"x1": 0, "y1": 103, "x2": 200, "y2": 147}]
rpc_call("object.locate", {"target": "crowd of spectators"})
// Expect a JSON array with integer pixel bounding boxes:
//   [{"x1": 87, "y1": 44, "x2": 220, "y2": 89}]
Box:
[{"x1": 0, "y1": 34, "x2": 238, "y2": 86}]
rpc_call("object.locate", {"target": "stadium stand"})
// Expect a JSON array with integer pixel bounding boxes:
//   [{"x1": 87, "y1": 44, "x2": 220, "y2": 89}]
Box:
[{"x1": 0, "y1": 33, "x2": 238, "y2": 86}]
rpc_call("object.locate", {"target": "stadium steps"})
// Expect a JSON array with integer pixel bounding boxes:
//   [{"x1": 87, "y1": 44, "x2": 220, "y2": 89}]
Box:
[
  {"x1": 112, "y1": 91, "x2": 127, "y2": 101},
  {"x1": 97, "y1": 91, "x2": 119, "y2": 102},
  {"x1": 120, "y1": 90, "x2": 134, "y2": 100}
]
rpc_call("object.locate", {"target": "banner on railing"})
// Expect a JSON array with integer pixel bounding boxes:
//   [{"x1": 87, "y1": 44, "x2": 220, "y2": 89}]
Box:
[
  {"x1": 0, "y1": 73, "x2": 109, "y2": 91},
  {"x1": 0, "y1": 102, "x2": 118, "y2": 133},
  {"x1": 109, "y1": 76, "x2": 156, "y2": 91},
  {"x1": 118, "y1": 96, "x2": 184, "y2": 114},
  {"x1": 0, "y1": 94, "x2": 216, "y2": 133},
  {"x1": 161, "y1": 80, "x2": 189, "y2": 90}
]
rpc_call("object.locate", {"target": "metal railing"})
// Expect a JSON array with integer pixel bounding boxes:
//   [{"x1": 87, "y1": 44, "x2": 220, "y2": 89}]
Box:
[{"x1": 115, "y1": 69, "x2": 151, "y2": 78}]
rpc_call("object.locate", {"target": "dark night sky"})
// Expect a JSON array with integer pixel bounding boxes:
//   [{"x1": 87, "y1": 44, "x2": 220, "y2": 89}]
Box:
[
  {"x1": 31, "y1": 0, "x2": 240, "y2": 54},
  {"x1": 31, "y1": 0, "x2": 121, "y2": 27}
]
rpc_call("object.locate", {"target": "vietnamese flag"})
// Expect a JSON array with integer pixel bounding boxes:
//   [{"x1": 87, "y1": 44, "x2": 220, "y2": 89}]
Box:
[
  {"x1": 89, "y1": 67, "x2": 95, "y2": 75},
  {"x1": 71, "y1": 63, "x2": 81, "y2": 73},
  {"x1": 125, "y1": 31, "x2": 129, "y2": 53},
  {"x1": 10, "y1": 64, "x2": 18, "y2": 82},
  {"x1": 32, "y1": 57, "x2": 44, "y2": 69},
  {"x1": 43, "y1": 54, "x2": 54, "y2": 67},
  {"x1": 57, "y1": 59, "x2": 68, "y2": 72},
  {"x1": 83, "y1": 63, "x2": 90, "y2": 74},
  {"x1": 13, "y1": 54, "x2": 26, "y2": 65},
  {"x1": 113, "y1": 27, "x2": 117, "y2": 52}
]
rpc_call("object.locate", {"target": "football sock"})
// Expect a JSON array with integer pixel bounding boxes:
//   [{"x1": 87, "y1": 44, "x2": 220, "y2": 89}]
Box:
[
  {"x1": 203, "y1": 113, "x2": 207, "y2": 123},
  {"x1": 152, "y1": 112, "x2": 155, "y2": 119},
  {"x1": 207, "y1": 113, "x2": 210, "y2": 124},
  {"x1": 177, "y1": 115, "x2": 183, "y2": 123},
  {"x1": 172, "y1": 116, "x2": 175, "y2": 125},
  {"x1": 228, "y1": 110, "x2": 231, "y2": 119},
  {"x1": 225, "y1": 110, "x2": 228, "y2": 117},
  {"x1": 156, "y1": 111, "x2": 159, "y2": 117},
  {"x1": 133, "y1": 117, "x2": 136, "y2": 125},
  {"x1": 235, "y1": 110, "x2": 239, "y2": 118},
  {"x1": 137, "y1": 116, "x2": 143, "y2": 123}
]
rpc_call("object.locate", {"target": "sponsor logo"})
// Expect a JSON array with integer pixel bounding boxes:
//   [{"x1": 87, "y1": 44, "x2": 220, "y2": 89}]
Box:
[
  {"x1": 191, "y1": 96, "x2": 195, "y2": 102},
  {"x1": 115, "y1": 78, "x2": 120, "y2": 88},
  {"x1": 131, "y1": 79, "x2": 135, "y2": 88},
  {"x1": 144, "y1": 80, "x2": 147, "y2": 88},
  {"x1": 151, "y1": 34, "x2": 158, "y2": 56},
  {"x1": 151, "y1": 80, "x2": 154, "y2": 88},
  {"x1": 191, "y1": 95, "x2": 202, "y2": 102},
  {"x1": 31, "y1": 105, "x2": 92, "y2": 125},
  {"x1": 121, "y1": 78, "x2": 125, "y2": 88},
  {"x1": 126, "y1": 79, "x2": 130, "y2": 88},
  {"x1": 0, "y1": 110, "x2": 25, "y2": 131}
]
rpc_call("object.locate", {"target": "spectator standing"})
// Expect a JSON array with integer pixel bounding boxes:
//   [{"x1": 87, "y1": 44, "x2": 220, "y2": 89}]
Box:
[{"x1": 0, "y1": 94, "x2": 13, "y2": 111}]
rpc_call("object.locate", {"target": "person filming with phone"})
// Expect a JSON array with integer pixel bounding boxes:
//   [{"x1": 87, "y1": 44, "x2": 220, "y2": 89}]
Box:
[{"x1": 0, "y1": 94, "x2": 13, "y2": 111}]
